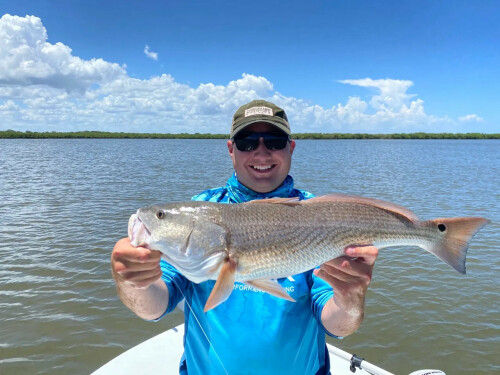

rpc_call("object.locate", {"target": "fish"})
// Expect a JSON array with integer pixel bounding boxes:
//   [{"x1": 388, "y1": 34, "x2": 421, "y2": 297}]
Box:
[{"x1": 128, "y1": 194, "x2": 489, "y2": 312}]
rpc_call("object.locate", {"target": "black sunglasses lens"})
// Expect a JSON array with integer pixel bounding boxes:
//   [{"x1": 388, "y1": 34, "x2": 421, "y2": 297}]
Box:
[
  {"x1": 234, "y1": 138, "x2": 259, "y2": 151},
  {"x1": 234, "y1": 133, "x2": 289, "y2": 152},
  {"x1": 263, "y1": 138, "x2": 288, "y2": 151}
]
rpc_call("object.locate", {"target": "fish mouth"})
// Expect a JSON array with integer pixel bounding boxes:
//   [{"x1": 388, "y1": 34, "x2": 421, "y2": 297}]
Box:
[{"x1": 128, "y1": 213, "x2": 152, "y2": 248}]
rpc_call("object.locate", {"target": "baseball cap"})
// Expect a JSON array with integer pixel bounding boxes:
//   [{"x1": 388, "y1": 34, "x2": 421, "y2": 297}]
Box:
[{"x1": 230, "y1": 100, "x2": 291, "y2": 138}]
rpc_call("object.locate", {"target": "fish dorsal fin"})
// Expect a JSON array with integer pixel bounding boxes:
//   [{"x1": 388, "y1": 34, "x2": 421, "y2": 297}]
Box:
[
  {"x1": 303, "y1": 194, "x2": 419, "y2": 222},
  {"x1": 245, "y1": 197, "x2": 301, "y2": 206}
]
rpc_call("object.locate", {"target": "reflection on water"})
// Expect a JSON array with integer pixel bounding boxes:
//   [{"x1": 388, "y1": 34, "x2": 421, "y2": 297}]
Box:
[{"x1": 0, "y1": 139, "x2": 498, "y2": 374}]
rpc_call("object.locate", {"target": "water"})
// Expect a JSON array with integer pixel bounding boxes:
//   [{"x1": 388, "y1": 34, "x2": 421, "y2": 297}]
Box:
[{"x1": 0, "y1": 139, "x2": 498, "y2": 375}]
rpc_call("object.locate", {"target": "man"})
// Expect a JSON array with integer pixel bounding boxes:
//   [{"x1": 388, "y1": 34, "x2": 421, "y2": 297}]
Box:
[{"x1": 111, "y1": 100, "x2": 378, "y2": 374}]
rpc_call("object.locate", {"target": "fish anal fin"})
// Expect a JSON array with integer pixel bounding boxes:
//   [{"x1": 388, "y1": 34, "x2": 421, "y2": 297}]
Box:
[
  {"x1": 204, "y1": 258, "x2": 237, "y2": 312},
  {"x1": 246, "y1": 279, "x2": 296, "y2": 302},
  {"x1": 304, "y1": 194, "x2": 419, "y2": 222}
]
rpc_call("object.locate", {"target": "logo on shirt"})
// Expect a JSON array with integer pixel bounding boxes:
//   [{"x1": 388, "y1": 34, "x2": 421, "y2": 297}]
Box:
[{"x1": 233, "y1": 277, "x2": 295, "y2": 294}]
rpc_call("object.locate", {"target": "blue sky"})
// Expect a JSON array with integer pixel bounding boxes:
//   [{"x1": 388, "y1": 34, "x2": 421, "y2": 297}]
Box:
[{"x1": 1, "y1": 0, "x2": 498, "y2": 133}]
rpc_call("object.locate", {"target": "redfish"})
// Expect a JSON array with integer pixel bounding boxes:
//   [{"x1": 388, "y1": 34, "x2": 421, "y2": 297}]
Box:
[{"x1": 128, "y1": 194, "x2": 489, "y2": 311}]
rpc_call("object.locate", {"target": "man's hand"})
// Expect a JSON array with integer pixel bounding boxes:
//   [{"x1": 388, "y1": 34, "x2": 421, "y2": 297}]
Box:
[
  {"x1": 111, "y1": 238, "x2": 168, "y2": 320},
  {"x1": 314, "y1": 245, "x2": 378, "y2": 336},
  {"x1": 111, "y1": 237, "x2": 163, "y2": 289}
]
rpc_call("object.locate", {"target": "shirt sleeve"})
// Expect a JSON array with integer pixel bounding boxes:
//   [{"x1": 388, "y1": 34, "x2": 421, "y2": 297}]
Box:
[{"x1": 310, "y1": 270, "x2": 342, "y2": 339}]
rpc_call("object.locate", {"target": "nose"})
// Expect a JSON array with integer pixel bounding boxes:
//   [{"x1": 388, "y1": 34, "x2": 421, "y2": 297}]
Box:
[{"x1": 254, "y1": 137, "x2": 271, "y2": 154}]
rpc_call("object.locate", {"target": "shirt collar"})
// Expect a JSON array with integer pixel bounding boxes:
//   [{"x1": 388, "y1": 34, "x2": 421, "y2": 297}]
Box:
[{"x1": 226, "y1": 173, "x2": 295, "y2": 203}]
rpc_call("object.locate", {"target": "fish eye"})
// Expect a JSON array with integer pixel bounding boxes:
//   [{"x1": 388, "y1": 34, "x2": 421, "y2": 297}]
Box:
[
  {"x1": 156, "y1": 210, "x2": 166, "y2": 219},
  {"x1": 437, "y1": 223, "x2": 446, "y2": 232}
]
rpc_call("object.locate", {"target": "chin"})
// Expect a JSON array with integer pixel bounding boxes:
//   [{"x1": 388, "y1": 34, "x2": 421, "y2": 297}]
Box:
[{"x1": 252, "y1": 179, "x2": 282, "y2": 193}]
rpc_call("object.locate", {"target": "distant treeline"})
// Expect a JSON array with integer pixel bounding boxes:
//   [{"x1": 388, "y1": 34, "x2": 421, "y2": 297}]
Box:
[
  {"x1": 0, "y1": 130, "x2": 499, "y2": 139},
  {"x1": 0, "y1": 130, "x2": 227, "y2": 139},
  {"x1": 293, "y1": 132, "x2": 500, "y2": 139}
]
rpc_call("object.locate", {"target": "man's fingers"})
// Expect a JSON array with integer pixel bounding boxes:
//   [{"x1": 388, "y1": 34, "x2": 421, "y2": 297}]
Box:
[
  {"x1": 322, "y1": 257, "x2": 372, "y2": 279},
  {"x1": 114, "y1": 251, "x2": 162, "y2": 266},
  {"x1": 113, "y1": 247, "x2": 161, "y2": 263},
  {"x1": 115, "y1": 258, "x2": 161, "y2": 273},
  {"x1": 344, "y1": 245, "x2": 378, "y2": 266},
  {"x1": 111, "y1": 237, "x2": 162, "y2": 283},
  {"x1": 316, "y1": 246, "x2": 379, "y2": 291},
  {"x1": 123, "y1": 268, "x2": 163, "y2": 289},
  {"x1": 319, "y1": 261, "x2": 372, "y2": 285},
  {"x1": 315, "y1": 267, "x2": 343, "y2": 286}
]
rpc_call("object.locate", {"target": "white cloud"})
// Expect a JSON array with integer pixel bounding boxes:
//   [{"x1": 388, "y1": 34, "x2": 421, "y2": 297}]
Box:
[
  {"x1": 459, "y1": 114, "x2": 483, "y2": 122},
  {"x1": 0, "y1": 14, "x2": 126, "y2": 93},
  {"x1": 0, "y1": 15, "x2": 485, "y2": 133},
  {"x1": 339, "y1": 78, "x2": 415, "y2": 112},
  {"x1": 144, "y1": 45, "x2": 158, "y2": 61},
  {"x1": 0, "y1": 99, "x2": 20, "y2": 111},
  {"x1": 267, "y1": 79, "x2": 443, "y2": 133}
]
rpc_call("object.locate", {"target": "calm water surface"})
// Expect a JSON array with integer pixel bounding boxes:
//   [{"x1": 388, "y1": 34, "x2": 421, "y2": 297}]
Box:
[{"x1": 0, "y1": 139, "x2": 499, "y2": 374}]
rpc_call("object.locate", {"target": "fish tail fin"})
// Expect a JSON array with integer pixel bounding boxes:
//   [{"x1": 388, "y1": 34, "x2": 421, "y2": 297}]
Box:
[
  {"x1": 204, "y1": 258, "x2": 237, "y2": 312},
  {"x1": 425, "y1": 217, "x2": 489, "y2": 274}
]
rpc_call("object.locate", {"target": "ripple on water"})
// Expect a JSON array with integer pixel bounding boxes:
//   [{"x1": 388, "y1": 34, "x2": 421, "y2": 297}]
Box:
[{"x1": 1, "y1": 139, "x2": 499, "y2": 375}]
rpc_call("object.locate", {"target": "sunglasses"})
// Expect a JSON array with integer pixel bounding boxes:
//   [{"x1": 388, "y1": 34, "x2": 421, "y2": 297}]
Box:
[{"x1": 232, "y1": 132, "x2": 291, "y2": 152}]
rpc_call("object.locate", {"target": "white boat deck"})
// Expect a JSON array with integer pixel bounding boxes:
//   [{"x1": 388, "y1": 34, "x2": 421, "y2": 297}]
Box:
[{"x1": 92, "y1": 324, "x2": 391, "y2": 375}]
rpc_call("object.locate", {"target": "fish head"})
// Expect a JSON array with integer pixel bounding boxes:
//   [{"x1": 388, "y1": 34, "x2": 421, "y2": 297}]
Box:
[
  {"x1": 129, "y1": 204, "x2": 194, "y2": 252},
  {"x1": 128, "y1": 203, "x2": 228, "y2": 283}
]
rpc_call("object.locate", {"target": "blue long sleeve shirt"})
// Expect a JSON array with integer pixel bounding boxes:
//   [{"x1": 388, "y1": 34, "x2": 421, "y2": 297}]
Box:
[{"x1": 158, "y1": 174, "x2": 337, "y2": 375}]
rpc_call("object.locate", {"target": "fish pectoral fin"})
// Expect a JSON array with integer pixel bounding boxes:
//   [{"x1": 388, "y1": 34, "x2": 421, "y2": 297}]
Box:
[
  {"x1": 246, "y1": 279, "x2": 296, "y2": 302},
  {"x1": 204, "y1": 258, "x2": 237, "y2": 312}
]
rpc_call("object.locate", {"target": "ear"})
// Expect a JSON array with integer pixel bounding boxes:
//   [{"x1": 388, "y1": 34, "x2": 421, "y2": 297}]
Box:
[
  {"x1": 289, "y1": 139, "x2": 296, "y2": 155},
  {"x1": 227, "y1": 140, "x2": 236, "y2": 164}
]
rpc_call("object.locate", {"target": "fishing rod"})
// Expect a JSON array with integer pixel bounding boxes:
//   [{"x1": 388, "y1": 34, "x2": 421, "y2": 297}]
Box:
[{"x1": 328, "y1": 345, "x2": 446, "y2": 375}]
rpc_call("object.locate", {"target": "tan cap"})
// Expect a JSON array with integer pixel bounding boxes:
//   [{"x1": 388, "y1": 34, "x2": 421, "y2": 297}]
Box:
[{"x1": 230, "y1": 99, "x2": 291, "y2": 138}]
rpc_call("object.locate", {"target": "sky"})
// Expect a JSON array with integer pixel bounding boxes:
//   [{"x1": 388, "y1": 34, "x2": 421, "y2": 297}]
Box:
[{"x1": 0, "y1": 0, "x2": 498, "y2": 134}]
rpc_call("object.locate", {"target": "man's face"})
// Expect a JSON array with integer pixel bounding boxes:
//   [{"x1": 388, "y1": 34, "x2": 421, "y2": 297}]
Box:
[{"x1": 227, "y1": 122, "x2": 295, "y2": 193}]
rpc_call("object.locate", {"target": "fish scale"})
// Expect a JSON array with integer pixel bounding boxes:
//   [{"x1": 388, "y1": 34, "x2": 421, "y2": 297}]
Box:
[
  {"x1": 221, "y1": 202, "x2": 416, "y2": 280},
  {"x1": 128, "y1": 194, "x2": 489, "y2": 311}
]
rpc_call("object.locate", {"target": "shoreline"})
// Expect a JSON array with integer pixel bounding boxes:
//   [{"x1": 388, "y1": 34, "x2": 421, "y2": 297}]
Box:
[{"x1": 1, "y1": 130, "x2": 499, "y2": 139}]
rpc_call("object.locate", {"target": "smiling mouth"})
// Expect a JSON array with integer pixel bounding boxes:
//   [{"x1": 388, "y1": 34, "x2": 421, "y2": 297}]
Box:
[{"x1": 251, "y1": 164, "x2": 275, "y2": 172}]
